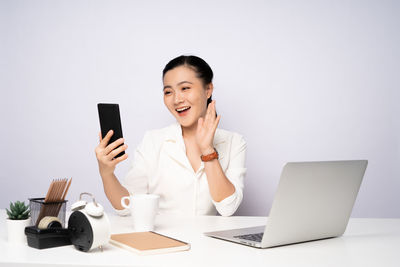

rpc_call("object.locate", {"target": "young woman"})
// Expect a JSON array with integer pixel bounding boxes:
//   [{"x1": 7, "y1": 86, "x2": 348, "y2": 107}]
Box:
[{"x1": 95, "y1": 55, "x2": 246, "y2": 216}]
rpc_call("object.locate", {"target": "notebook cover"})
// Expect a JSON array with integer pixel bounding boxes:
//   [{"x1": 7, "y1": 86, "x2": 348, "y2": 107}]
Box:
[{"x1": 110, "y1": 231, "x2": 190, "y2": 255}]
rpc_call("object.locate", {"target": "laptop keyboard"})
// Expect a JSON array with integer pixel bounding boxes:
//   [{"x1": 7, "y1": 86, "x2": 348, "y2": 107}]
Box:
[{"x1": 234, "y1": 232, "x2": 264, "y2": 242}]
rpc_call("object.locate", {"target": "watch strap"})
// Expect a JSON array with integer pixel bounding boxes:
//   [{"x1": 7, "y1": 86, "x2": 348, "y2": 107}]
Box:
[{"x1": 200, "y1": 149, "x2": 219, "y2": 162}]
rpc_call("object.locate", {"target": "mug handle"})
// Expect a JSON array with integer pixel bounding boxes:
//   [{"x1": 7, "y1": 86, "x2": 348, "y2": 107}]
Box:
[{"x1": 121, "y1": 196, "x2": 131, "y2": 209}]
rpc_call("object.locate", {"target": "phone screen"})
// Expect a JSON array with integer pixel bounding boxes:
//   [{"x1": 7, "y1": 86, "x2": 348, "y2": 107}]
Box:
[{"x1": 97, "y1": 103, "x2": 125, "y2": 158}]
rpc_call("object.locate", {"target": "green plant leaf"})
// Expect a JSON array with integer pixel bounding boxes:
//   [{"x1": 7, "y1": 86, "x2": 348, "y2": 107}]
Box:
[
  {"x1": 10, "y1": 202, "x2": 15, "y2": 211},
  {"x1": 6, "y1": 208, "x2": 12, "y2": 218},
  {"x1": 22, "y1": 210, "x2": 30, "y2": 219},
  {"x1": 8, "y1": 200, "x2": 30, "y2": 219}
]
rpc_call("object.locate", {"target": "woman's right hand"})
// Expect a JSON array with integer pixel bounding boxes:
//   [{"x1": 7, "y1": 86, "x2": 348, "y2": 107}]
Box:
[{"x1": 95, "y1": 130, "x2": 128, "y2": 177}]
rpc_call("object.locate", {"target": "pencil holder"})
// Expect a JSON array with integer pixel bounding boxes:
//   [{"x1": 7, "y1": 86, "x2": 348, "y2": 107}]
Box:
[{"x1": 29, "y1": 198, "x2": 68, "y2": 228}]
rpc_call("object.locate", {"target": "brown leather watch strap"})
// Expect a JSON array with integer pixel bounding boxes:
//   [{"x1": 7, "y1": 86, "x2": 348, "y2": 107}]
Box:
[{"x1": 200, "y1": 149, "x2": 219, "y2": 162}]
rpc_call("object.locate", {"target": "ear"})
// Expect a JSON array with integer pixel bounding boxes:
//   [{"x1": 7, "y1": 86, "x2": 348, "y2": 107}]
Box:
[{"x1": 205, "y1": 83, "x2": 214, "y2": 99}]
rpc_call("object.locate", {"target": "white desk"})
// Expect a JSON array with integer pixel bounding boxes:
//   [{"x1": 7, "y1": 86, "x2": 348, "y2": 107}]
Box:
[{"x1": 0, "y1": 210, "x2": 399, "y2": 267}]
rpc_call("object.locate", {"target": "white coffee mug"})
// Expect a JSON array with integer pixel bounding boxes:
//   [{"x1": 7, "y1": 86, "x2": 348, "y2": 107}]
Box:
[{"x1": 121, "y1": 194, "x2": 160, "y2": 232}]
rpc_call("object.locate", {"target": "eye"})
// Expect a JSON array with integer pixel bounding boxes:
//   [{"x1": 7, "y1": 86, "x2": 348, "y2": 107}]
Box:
[
  {"x1": 164, "y1": 90, "x2": 171, "y2": 95},
  {"x1": 182, "y1": 87, "x2": 190, "y2": 91}
]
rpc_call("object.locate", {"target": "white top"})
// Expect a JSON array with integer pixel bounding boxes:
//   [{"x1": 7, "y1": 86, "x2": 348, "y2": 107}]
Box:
[{"x1": 116, "y1": 123, "x2": 247, "y2": 217}]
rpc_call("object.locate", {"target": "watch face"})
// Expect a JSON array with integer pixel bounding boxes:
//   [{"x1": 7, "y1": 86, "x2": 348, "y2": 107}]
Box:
[{"x1": 68, "y1": 211, "x2": 94, "y2": 252}]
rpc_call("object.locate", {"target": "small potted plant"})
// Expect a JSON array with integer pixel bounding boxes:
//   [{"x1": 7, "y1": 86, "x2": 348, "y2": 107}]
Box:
[{"x1": 6, "y1": 200, "x2": 31, "y2": 244}]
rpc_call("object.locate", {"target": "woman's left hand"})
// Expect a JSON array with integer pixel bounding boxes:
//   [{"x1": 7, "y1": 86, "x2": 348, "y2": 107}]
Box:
[{"x1": 196, "y1": 100, "x2": 221, "y2": 155}]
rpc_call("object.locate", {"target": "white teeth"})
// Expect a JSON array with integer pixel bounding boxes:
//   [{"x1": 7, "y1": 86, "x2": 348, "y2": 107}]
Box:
[{"x1": 176, "y1": 107, "x2": 190, "y2": 112}]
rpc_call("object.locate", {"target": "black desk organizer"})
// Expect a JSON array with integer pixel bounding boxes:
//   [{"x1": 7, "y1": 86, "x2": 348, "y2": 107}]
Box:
[
  {"x1": 25, "y1": 226, "x2": 71, "y2": 249},
  {"x1": 25, "y1": 198, "x2": 71, "y2": 249}
]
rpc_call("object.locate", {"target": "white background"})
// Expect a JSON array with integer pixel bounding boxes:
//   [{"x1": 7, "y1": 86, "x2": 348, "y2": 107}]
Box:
[{"x1": 0, "y1": 0, "x2": 399, "y2": 217}]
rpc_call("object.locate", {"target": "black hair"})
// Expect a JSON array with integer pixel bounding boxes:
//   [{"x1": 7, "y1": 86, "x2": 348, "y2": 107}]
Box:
[{"x1": 162, "y1": 55, "x2": 214, "y2": 106}]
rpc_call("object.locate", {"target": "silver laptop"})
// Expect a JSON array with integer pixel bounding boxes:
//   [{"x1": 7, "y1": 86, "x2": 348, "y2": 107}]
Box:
[{"x1": 204, "y1": 160, "x2": 368, "y2": 248}]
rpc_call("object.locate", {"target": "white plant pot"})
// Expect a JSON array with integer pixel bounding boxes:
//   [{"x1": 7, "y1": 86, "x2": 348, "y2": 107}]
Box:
[{"x1": 6, "y1": 218, "x2": 30, "y2": 244}]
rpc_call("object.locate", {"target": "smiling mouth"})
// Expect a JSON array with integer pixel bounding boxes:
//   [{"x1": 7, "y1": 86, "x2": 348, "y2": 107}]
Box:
[{"x1": 176, "y1": 106, "x2": 191, "y2": 115}]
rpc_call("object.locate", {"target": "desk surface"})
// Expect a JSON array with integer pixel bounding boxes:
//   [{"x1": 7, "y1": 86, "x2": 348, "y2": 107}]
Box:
[{"x1": 0, "y1": 210, "x2": 399, "y2": 267}]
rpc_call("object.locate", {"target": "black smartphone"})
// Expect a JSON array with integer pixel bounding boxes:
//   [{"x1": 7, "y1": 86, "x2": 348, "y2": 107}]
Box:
[{"x1": 97, "y1": 103, "x2": 125, "y2": 158}]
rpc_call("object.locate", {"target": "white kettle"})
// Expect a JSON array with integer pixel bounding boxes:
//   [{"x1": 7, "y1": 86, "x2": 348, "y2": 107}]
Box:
[{"x1": 68, "y1": 192, "x2": 110, "y2": 252}]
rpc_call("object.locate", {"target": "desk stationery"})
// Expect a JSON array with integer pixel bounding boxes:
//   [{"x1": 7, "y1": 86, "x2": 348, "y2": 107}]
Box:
[{"x1": 0, "y1": 210, "x2": 399, "y2": 267}]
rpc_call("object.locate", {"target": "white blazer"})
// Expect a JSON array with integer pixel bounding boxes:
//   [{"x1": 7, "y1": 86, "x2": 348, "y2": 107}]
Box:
[{"x1": 116, "y1": 122, "x2": 247, "y2": 217}]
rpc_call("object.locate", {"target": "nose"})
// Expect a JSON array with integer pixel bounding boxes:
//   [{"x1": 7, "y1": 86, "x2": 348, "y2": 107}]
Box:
[{"x1": 174, "y1": 91, "x2": 184, "y2": 104}]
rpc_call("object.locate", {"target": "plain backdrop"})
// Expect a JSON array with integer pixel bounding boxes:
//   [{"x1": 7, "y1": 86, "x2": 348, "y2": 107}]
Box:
[{"x1": 0, "y1": 0, "x2": 399, "y2": 217}]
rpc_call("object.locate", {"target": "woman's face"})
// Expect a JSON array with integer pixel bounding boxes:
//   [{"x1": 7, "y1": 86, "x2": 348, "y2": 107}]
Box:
[{"x1": 163, "y1": 66, "x2": 212, "y2": 129}]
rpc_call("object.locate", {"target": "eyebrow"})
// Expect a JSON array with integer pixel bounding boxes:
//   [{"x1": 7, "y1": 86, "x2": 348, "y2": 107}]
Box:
[{"x1": 163, "y1": 81, "x2": 193, "y2": 90}]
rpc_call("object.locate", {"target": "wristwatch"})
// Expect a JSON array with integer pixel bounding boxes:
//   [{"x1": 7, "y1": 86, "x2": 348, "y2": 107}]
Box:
[{"x1": 200, "y1": 148, "x2": 219, "y2": 162}]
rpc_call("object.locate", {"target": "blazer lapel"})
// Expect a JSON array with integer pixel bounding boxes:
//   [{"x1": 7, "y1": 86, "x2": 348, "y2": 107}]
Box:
[
  {"x1": 163, "y1": 123, "x2": 193, "y2": 171},
  {"x1": 164, "y1": 141, "x2": 193, "y2": 171}
]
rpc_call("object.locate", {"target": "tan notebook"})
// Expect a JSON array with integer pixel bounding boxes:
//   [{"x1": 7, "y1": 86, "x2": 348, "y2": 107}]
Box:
[{"x1": 110, "y1": 232, "x2": 191, "y2": 255}]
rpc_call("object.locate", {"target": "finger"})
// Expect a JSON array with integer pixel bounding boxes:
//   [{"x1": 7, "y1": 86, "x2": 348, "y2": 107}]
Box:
[
  {"x1": 212, "y1": 115, "x2": 221, "y2": 132},
  {"x1": 99, "y1": 130, "x2": 113, "y2": 148},
  {"x1": 107, "y1": 144, "x2": 128, "y2": 160},
  {"x1": 203, "y1": 105, "x2": 210, "y2": 124},
  {"x1": 104, "y1": 138, "x2": 125, "y2": 155},
  {"x1": 211, "y1": 100, "x2": 217, "y2": 119},
  {"x1": 98, "y1": 132, "x2": 102, "y2": 142},
  {"x1": 204, "y1": 102, "x2": 214, "y2": 127},
  {"x1": 207, "y1": 100, "x2": 214, "y2": 117},
  {"x1": 197, "y1": 117, "x2": 204, "y2": 129},
  {"x1": 113, "y1": 153, "x2": 128, "y2": 164}
]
